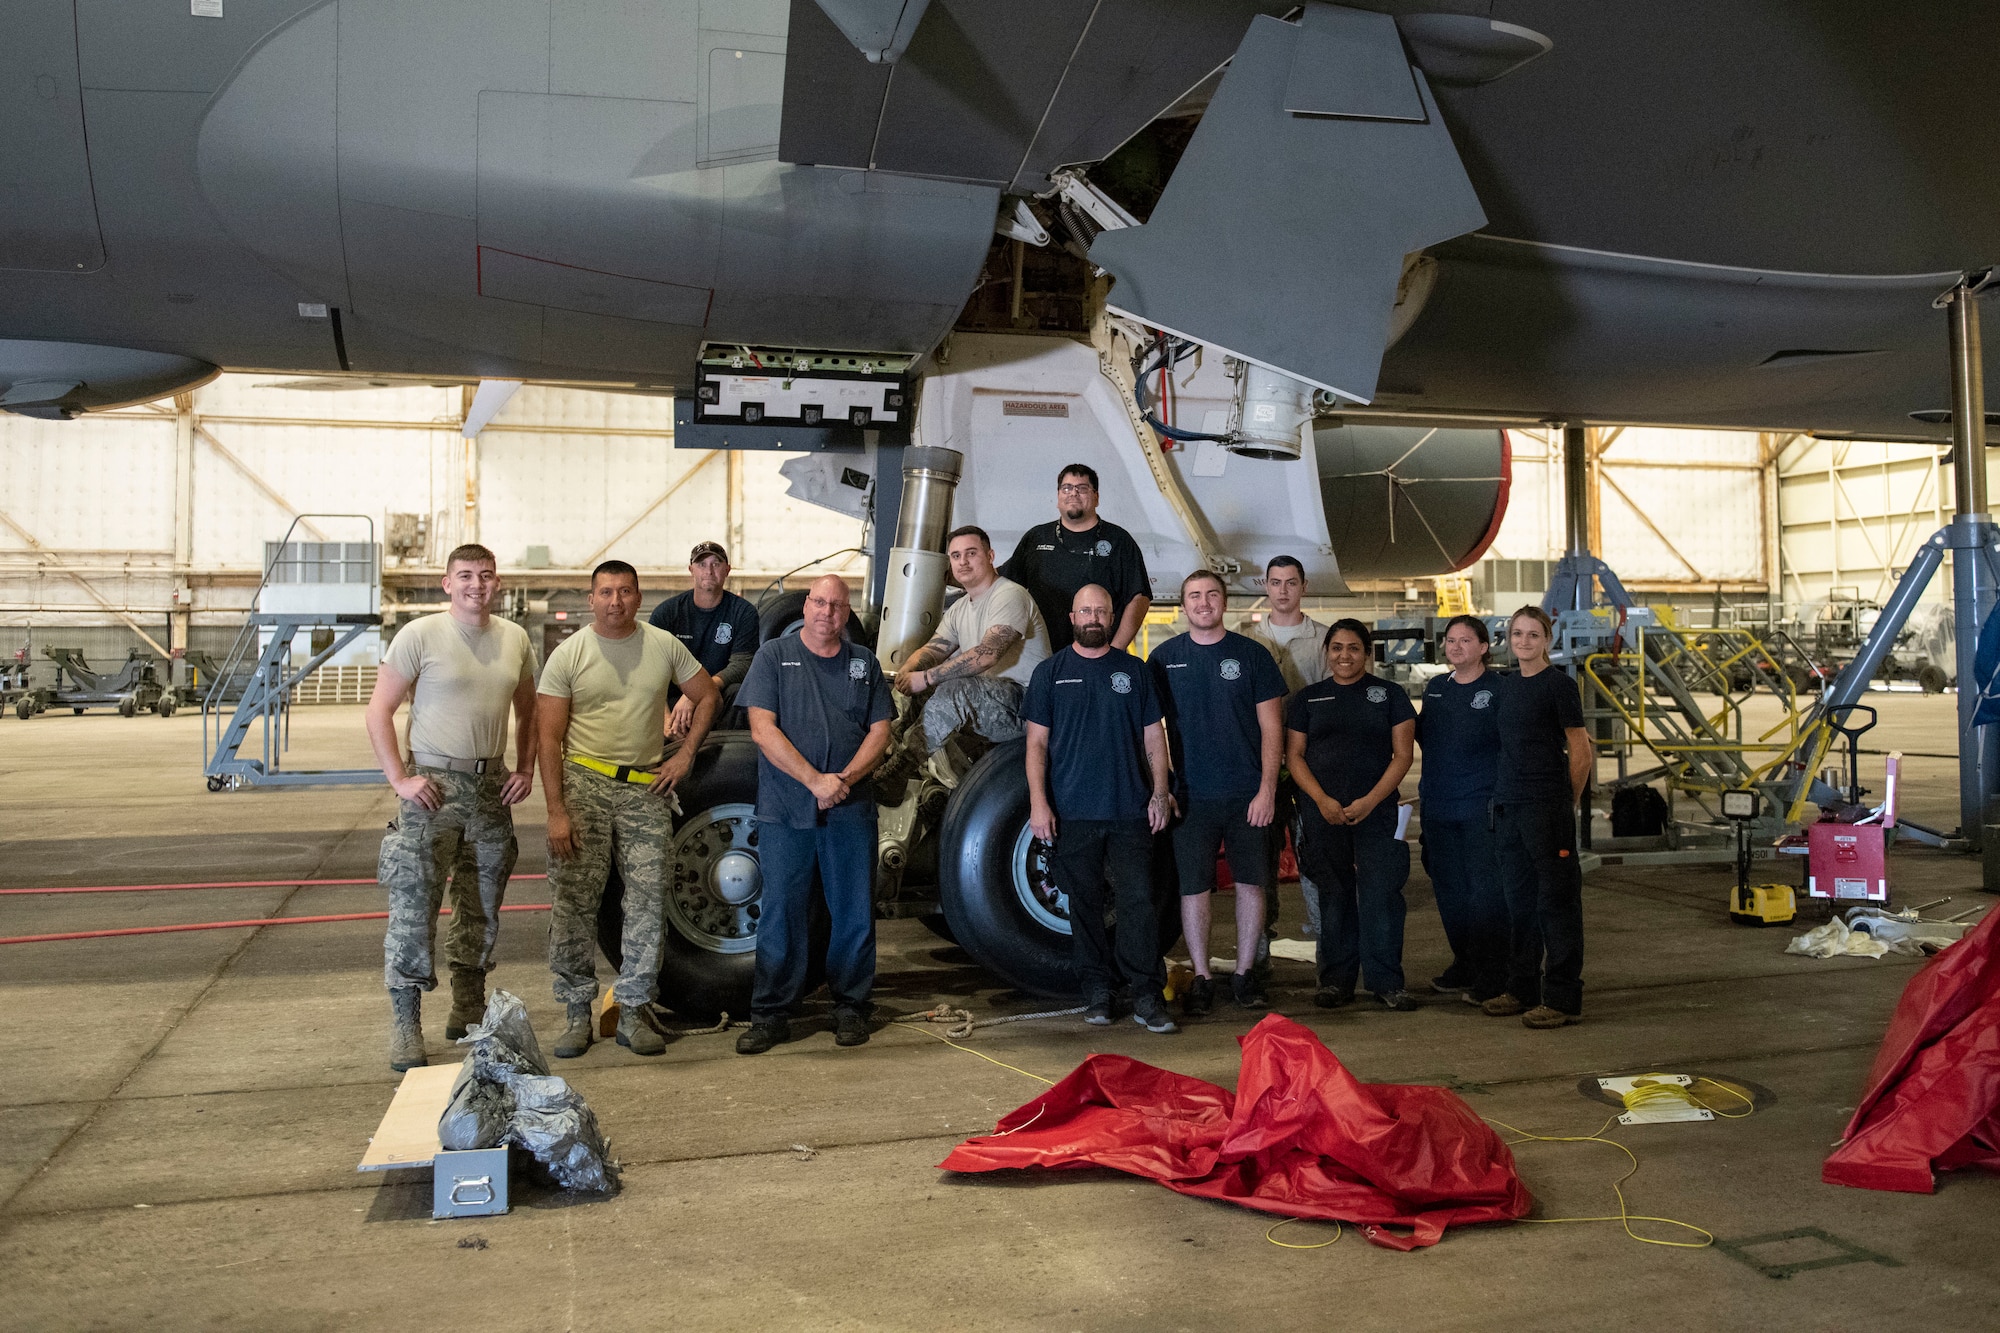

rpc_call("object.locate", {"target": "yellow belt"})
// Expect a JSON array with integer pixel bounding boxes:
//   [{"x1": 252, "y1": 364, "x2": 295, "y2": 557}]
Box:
[{"x1": 567, "y1": 755, "x2": 661, "y2": 785}]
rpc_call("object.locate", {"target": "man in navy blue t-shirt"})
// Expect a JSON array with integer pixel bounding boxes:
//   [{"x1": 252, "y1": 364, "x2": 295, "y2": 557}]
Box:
[
  {"x1": 1023, "y1": 584, "x2": 1177, "y2": 1032},
  {"x1": 734, "y1": 575, "x2": 893, "y2": 1055},
  {"x1": 1149, "y1": 571, "x2": 1286, "y2": 1017},
  {"x1": 648, "y1": 541, "x2": 760, "y2": 736}
]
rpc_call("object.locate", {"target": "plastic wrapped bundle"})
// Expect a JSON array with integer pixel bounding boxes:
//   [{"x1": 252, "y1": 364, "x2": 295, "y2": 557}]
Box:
[
  {"x1": 438, "y1": 1062, "x2": 514, "y2": 1151},
  {"x1": 508, "y1": 1074, "x2": 621, "y2": 1193},
  {"x1": 436, "y1": 990, "x2": 621, "y2": 1194}
]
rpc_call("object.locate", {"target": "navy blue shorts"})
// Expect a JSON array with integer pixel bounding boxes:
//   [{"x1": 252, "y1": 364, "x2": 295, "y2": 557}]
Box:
[{"x1": 1172, "y1": 797, "x2": 1275, "y2": 897}]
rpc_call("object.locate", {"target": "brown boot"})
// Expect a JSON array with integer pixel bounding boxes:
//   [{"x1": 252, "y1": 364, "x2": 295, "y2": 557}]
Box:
[
  {"x1": 445, "y1": 971, "x2": 486, "y2": 1041},
  {"x1": 388, "y1": 990, "x2": 426, "y2": 1072}
]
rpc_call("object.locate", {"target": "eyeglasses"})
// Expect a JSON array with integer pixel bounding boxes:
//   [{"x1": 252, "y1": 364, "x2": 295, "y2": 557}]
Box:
[{"x1": 1057, "y1": 483, "x2": 1095, "y2": 496}]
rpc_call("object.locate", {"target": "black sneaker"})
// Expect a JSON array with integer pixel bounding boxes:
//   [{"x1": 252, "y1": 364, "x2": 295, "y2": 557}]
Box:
[
  {"x1": 1183, "y1": 976, "x2": 1214, "y2": 1018},
  {"x1": 735, "y1": 1017, "x2": 791, "y2": 1054},
  {"x1": 1313, "y1": 987, "x2": 1355, "y2": 1009},
  {"x1": 1132, "y1": 994, "x2": 1180, "y2": 1034},
  {"x1": 1084, "y1": 995, "x2": 1114, "y2": 1026},
  {"x1": 1378, "y1": 990, "x2": 1420, "y2": 1012},
  {"x1": 833, "y1": 1009, "x2": 870, "y2": 1047},
  {"x1": 1430, "y1": 973, "x2": 1471, "y2": 995},
  {"x1": 1231, "y1": 972, "x2": 1269, "y2": 1010}
]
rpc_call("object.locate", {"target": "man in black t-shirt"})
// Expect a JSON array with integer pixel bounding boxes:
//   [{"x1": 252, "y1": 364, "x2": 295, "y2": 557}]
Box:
[
  {"x1": 648, "y1": 541, "x2": 759, "y2": 736},
  {"x1": 1002, "y1": 463, "x2": 1151, "y2": 652},
  {"x1": 1149, "y1": 571, "x2": 1286, "y2": 1017},
  {"x1": 1023, "y1": 584, "x2": 1177, "y2": 1033}
]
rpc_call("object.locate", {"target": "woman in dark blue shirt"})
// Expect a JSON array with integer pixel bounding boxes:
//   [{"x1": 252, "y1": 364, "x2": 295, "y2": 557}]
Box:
[
  {"x1": 1416, "y1": 615, "x2": 1508, "y2": 1003},
  {"x1": 1285, "y1": 620, "x2": 1418, "y2": 1011},
  {"x1": 1485, "y1": 605, "x2": 1592, "y2": 1030}
]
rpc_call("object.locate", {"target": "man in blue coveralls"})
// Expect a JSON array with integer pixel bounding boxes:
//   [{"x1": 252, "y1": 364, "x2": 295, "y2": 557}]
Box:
[
  {"x1": 734, "y1": 575, "x2": 894, "y2": 1054},
  {"x1": 1024, "y1": 583, "x2": 1179, "y2": 1033}
]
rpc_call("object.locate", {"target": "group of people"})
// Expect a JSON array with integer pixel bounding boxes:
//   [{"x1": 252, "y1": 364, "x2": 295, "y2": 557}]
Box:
[
  {"x1": 366, "y1": 538, "x2": 891, "y2": 1069},
  {"x1": 363, "y1": 461, "x2": 1593, "y2": 1073}
]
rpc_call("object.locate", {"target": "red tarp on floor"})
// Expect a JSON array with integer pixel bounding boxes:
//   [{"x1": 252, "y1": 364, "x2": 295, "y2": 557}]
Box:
[
  {"x1": 938, "y1": 1013, "x2": 1532, "y2": 1249},
  {"x1": 1823, "y1": 905, "x2": 2000, "y2": 1193}
]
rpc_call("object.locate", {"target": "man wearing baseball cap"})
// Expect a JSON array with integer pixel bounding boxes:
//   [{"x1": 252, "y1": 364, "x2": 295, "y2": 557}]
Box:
[{"x1": 649, "y1": 540, "x2": 760, "y2": 736}]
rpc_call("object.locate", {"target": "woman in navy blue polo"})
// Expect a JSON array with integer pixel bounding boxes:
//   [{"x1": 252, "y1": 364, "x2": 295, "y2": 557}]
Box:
[
  {"x1": 1415, "y1": 615, "x2": 1507, "y2": 1003},
  {"x1": 1286, "y1": 619, "x2": 1418, "y2": 1011}
]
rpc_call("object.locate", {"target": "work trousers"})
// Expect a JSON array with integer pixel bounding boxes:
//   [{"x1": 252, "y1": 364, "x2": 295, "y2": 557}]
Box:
[
  {"x1": 379, "y1": 766, "x2": 517, "y2": 992},
  {"x1": 1493, "y1": 796, "x2": 1585, "y2": 1014},
  {"x1": 1419, "y1": 815, "x2": 1509, "y2": 999},
  {"x1": 919, "y1": 676, "x2": 1026, "y2": 751},
  {"x1": 1050, "y1": 818, "x2": 1164, "y2": 1002},
  {"x1": 546, "y1": 765, "x2": 672, "y2": 1009},
  {"x1": 1298, "y1": 807, "x2": 1410, "y2": 995},
  {"x1": 751, "y1": 816, "x2": 878, "y2": 1021}
]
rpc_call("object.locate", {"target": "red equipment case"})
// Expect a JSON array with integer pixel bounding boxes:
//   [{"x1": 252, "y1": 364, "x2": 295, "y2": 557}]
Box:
[{"x1": 1806, "y1": 821, "x2": 1888, "y2": 901}]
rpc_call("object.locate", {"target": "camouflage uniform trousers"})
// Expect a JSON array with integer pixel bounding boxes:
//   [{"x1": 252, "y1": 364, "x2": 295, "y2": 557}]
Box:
[
  {"x1": 379, "y1": 766, "x2": 519, "y2": 992},
  {"x1": 546, "y1": 763, "x2": 674, "y2": 1009},
  {"x1": 919, "y1": 675, "x2": 1026, "y2": 751}
]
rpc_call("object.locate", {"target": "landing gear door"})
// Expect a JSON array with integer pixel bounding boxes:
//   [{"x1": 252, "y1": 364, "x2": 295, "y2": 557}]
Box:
[{"x1": 1088, "y1": 3, "x2": 1485, "y2": 405}]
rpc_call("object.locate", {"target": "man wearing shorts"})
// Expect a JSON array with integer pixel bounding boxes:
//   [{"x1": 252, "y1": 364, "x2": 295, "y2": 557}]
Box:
[{"x1": 1149, "y1": 571, "x2": 1286, "y2": 1015}]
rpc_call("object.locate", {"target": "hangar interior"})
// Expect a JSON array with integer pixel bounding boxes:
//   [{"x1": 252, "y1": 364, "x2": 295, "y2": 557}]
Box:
[{"x1": 3, "y1": 1, "x2": 1999, "y2": 1329}]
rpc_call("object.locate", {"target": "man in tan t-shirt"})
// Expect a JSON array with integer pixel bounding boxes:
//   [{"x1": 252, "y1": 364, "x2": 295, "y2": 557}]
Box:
[
  {"x1": 365, "y1": 543, "x2": 539, "y2": 1071},
  {"x1": 536, "y1": 559, "x2": 719, "y2": 1058},
  {"x1": 890, "y1": 525, "x2": 1052, "y2": 760}
]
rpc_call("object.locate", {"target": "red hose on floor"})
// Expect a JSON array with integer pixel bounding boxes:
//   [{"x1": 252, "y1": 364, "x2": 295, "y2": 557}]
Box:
[
  {"x1": 0, "y1": 902, "x2": 552, "y2": 946},
  {"x1": 0, "y1": 874, "x2": 550, "y2": 896}
]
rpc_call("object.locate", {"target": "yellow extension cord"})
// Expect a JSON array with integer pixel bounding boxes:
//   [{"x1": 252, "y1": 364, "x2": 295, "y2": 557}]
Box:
[{"x1": 905, "y1": 1013, "x2": 1750, "y2": 1255}]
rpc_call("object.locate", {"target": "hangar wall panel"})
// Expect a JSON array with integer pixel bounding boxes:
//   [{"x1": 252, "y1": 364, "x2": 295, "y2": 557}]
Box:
[{"x1": 0, "y1": 376, "x2": 863, "y2": 653}]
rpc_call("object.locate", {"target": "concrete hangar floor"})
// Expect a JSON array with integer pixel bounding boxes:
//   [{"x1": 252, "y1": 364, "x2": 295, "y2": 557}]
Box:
[{"x1": 0, "y1": 698, "x2": 1993, "y2": 1331}]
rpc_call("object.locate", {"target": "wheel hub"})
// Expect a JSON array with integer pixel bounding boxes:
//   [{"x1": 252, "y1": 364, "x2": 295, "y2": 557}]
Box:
[
  {"x1": 664, "y1": 803, "x2": 762, "y2": 954},
  {"x1": 1010, "y1": 824, "x2": 1071, "y2": 934},
  {"x1": 711, "y1": 849, "x2": 761, "y2": 905}
]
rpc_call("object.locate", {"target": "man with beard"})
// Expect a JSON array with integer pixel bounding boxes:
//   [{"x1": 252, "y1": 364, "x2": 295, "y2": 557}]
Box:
[
  {"x1": 1002, "y1": 463, "x2": 1151, "y2": 651},
  {"x1": 1023, "y1": 584, "x2": 1178, "y2": 1033},
  {"x1": 1149, "y1": 570, "x2": 1286, "y2": 1017}
]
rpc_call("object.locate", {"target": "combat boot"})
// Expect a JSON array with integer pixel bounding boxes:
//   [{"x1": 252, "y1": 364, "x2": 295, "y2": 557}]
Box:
[
  {"x1": 554, "y1": 1001, "x2": 595, "y2": 1058},
  {"x1": 388, "y1": 990, "x2": 426, "y2": 1072},
  {"x1": 616, "y1": 1002, "x2": 666, "y2": 1056},
  {"x1": 445, "y1": 970, "x2": 486, "y2": 1041}
]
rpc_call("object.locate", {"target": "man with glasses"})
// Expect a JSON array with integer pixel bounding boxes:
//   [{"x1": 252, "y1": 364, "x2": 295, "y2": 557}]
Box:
[
  {"x1": 538, "y1": 560, "x2": 721, "y2": 1059},
  {"x1": 735, "y1": 576, "x2": 895, "y2": 1055},
  {"x1": 1024, "y1": 584, "x2": 1178, "y2": 1034},
  {"x1": 1002, "y1": 463, "x2": 1152, "y2": 652}
]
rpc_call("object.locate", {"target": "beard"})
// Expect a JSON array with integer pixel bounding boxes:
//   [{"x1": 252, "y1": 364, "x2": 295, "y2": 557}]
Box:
[
  {"x1": 1074, "y1": 623, "x2": 1110, "y2": 649},
  {"x1": 1060, "y1": 502, "x2": 1089, "y2": 522}
]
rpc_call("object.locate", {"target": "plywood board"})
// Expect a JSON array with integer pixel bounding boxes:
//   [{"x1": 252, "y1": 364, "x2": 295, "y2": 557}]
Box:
[{"x1": 357, "y1": 1060, "x2": 463, "y2": 1172}]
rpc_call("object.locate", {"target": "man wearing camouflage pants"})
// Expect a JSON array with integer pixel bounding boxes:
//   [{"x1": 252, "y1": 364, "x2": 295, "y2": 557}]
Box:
[
  {"x1": 537, "y1": 559, "x2": 720, "y2": 1058},
  {"x1": 887, "y1": 525, "x2": 1051, "y2": 771},
  {"x1": 366, "y1": 543, "x2": 540, "y2": 1072}
]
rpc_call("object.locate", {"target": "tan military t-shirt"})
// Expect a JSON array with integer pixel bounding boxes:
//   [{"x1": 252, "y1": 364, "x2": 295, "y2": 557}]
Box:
[
  {"x1": 1242, "y1": 615, "x2": 1327, "y2": 695},
  {"x1": 936, "y1": 576, "x2": 1052, "y2": 686},
  {"x1": 383, "y1": 612, "x2": 536, "y2": 761},
  {"x1": 538, "y1": 624, "x2": 702, "y2": 765}
]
